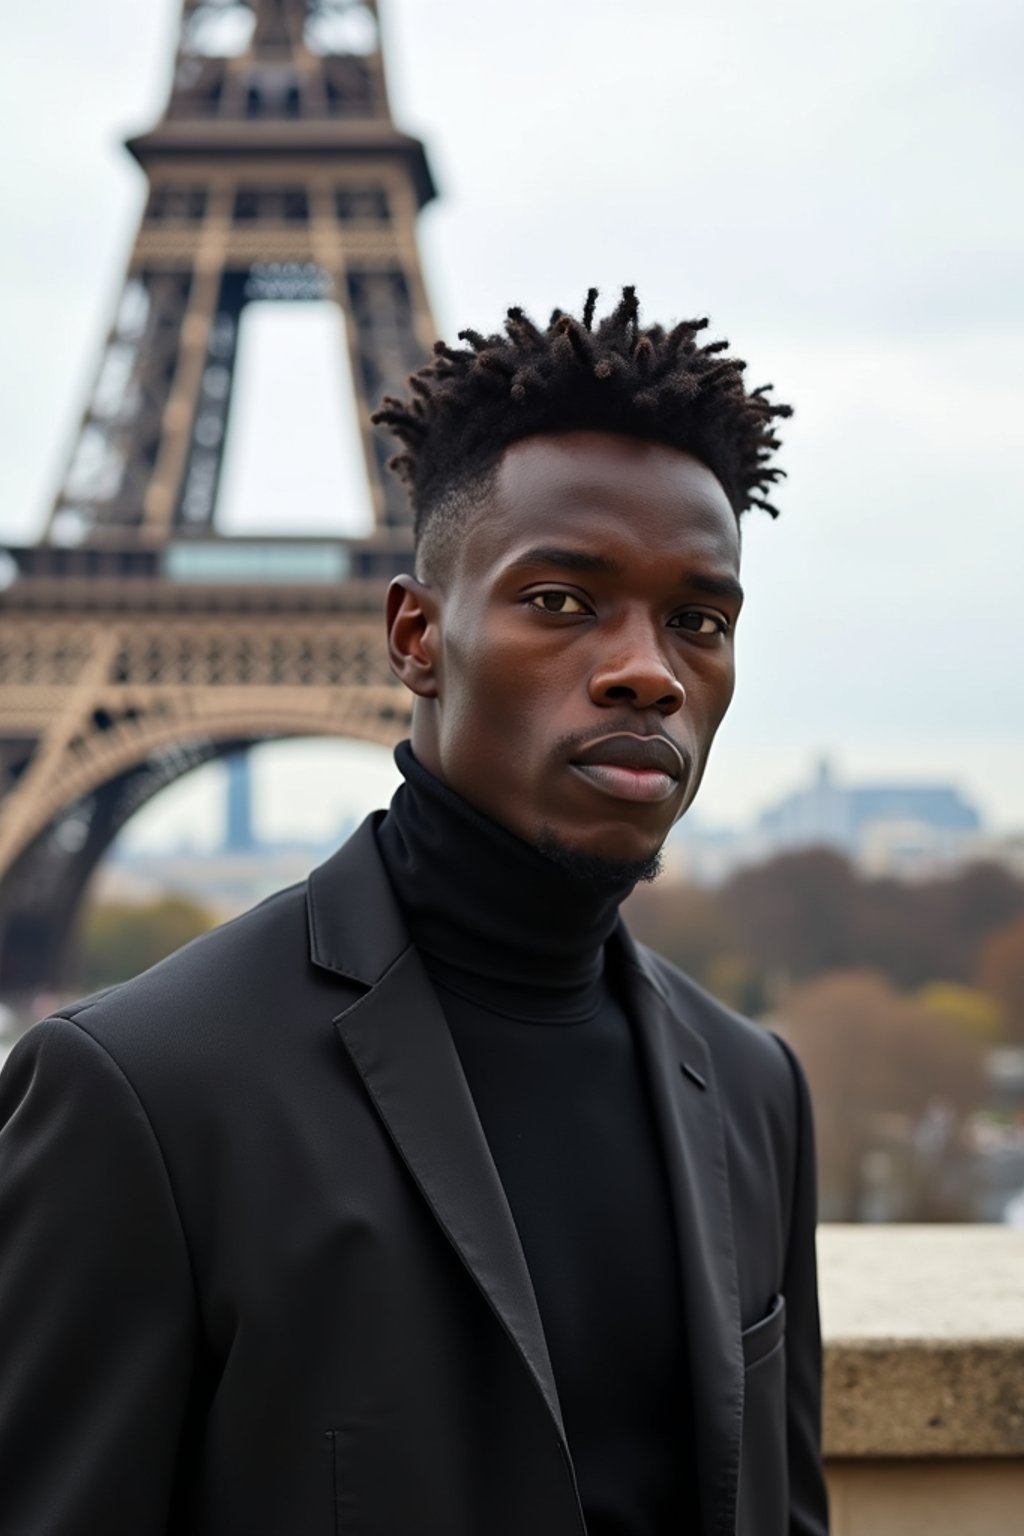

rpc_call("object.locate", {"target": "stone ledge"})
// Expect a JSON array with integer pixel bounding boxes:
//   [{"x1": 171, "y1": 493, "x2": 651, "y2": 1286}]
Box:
[
  {"x1": 819, "y1": 1226, "x2": 1024, "y2": 1457},
  {"x1": 826, "y1": 1460, "x2": 1024, "y2": 1536}
]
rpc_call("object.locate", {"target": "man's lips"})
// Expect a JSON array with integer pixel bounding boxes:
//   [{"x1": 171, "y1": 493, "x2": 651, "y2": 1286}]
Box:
[{"x1": 568, "y1": 734, "x2": 685, "y2": 805}]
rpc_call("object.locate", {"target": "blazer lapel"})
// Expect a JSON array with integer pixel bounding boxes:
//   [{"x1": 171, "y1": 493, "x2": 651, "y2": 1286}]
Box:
[
  {"x1": 613, "y1": 927, "x2": 744, "y2": 1536},
  {"x1": 306, "y1": 818, "x2": 566, "y2": 1446}
]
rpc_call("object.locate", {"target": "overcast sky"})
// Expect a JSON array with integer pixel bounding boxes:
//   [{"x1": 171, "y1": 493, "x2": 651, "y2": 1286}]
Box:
[{"x1": 1, "y1": 0, "x2": 1021, "y2": 849}]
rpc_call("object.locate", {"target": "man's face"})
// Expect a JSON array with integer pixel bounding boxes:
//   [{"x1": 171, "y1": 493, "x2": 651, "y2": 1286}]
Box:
[{"x1": 393, "y1": 431, "x2": 743, "y2": 868}]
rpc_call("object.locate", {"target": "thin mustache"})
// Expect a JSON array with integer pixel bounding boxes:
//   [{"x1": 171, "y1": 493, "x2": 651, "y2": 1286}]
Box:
[{"x1": 553, "y1": 725, "x2": 689, "y2": 763}]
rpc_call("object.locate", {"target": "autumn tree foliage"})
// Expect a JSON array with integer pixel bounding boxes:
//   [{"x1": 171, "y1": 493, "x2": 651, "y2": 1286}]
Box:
[
  {"x1": 625, "y1": 851, "x2": 1024, "y2": 1219},
  {"x1": 978, "y1": 914, "x2": 1024, "y2": 1043},
  {"x1": 626, "y1": 850, "x2": 1024, "y2": 1013},
  {"x1": 75, "y1": 894, "x2": 218, "y2": 989},
  {"x1": 774, "y1": 971, "x2": 987, "y2": 1220},
  {"x1": 623, "y1": 880, "x2": 761, "y2": 1013}
]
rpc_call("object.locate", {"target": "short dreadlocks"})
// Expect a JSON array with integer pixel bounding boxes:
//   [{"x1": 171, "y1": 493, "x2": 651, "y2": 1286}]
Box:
[{"x1": 371, "y1": 287, "x2": 792, "y2": 580}]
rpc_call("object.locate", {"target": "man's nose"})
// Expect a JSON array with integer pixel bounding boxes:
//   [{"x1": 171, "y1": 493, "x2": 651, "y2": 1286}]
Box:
[{"x1": 588, "y1": 622, "x2": 686, "y2": 715}]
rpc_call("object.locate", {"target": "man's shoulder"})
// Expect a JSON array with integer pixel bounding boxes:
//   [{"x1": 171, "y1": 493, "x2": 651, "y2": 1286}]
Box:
[
  {"x1": 633, "y1": 941, "x2": 811, "y2": 1191},
  {"x1": 635, "y1": 940, "x2": 797, "y2": 1101},
  {"x1": 54, "y1": 814, "x2": 393, "y2": 1055},
  {"x1": 49, "y1": 873, "x2": 351, "y2": 1090},
  {"x1": 62, "y1": 875, "x2": 303, "y2": 1008}
]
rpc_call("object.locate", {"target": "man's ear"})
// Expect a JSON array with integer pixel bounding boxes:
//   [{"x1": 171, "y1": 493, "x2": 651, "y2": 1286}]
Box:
[{"x1": 386, "y1": 575, "x2": 441, "y2": 699}]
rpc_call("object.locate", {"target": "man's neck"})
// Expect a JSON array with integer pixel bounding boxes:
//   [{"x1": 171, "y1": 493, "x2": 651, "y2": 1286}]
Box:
[{"x1": 374, "y1": 741, "x2": 638, "y2": 1022}]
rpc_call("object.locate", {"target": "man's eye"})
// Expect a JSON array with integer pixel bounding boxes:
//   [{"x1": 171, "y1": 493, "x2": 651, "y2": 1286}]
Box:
[
  {"x1": 671, "y1": 611, "x2": 727, "y2": 637},
  {"x1": 528, "y1": 591, "x2": 589, "y2": 615}
]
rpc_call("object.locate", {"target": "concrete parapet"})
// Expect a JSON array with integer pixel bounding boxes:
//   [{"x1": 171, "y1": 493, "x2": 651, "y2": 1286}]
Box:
[{"x1": 819, "y1": 1225, "x2": 1024, "y2": 1535}]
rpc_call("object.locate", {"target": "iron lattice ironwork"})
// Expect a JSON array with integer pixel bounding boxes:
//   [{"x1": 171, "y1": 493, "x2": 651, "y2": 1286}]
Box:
[{"x1": 0, "y1": 0, "x2": 433, "y2": 988}]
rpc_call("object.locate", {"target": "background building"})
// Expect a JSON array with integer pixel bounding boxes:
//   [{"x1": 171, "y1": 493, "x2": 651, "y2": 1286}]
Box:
[{"x1": 669, "y1": 758, "x2": 986, "y2": 882}]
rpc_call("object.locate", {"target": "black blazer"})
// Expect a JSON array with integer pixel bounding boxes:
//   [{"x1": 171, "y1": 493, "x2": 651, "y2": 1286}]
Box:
[{"x1": 0, "y1": 816, "x2": 828, "y2": 1536}]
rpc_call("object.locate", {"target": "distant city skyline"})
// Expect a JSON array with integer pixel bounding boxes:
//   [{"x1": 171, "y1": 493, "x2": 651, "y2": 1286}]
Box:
[
  {"x1": 113, "y1": 737, "x2": 1013, "y2": 865},
  {"x1": 100, "y1": 744, "x2": 1020, "y2": 922},
  {"x1": 671, "y1": 756, "x2": 1007, "y2": 884}
]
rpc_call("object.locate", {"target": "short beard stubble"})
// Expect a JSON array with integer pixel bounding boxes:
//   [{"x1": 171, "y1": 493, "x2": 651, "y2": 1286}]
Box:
[{"x1": 535, "y1": 825, "x2": 664, "y2": 891}]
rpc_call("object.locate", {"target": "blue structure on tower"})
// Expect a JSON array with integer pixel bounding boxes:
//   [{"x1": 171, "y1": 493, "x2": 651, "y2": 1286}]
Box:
[{"x1": 225, "y1": 752, "x2": 258, "y2": 855}]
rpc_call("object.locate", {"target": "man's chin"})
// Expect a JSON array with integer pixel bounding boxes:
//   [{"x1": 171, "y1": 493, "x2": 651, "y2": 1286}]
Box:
[{"x1": 535, "y1": 826, "x2": 664, "y2": 890}]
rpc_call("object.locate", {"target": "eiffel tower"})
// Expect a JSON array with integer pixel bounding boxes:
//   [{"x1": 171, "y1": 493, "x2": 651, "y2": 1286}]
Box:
[{"x1": 0, "y1": 0, "x2": 436, "y2": 991}]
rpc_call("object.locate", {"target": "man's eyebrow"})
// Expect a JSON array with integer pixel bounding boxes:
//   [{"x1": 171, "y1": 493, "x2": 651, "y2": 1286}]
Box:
[
  {"x1": 690, "y1": 573, "x2": 745, "y2": 604},
  {"x1": 506, "y1": 546, "x2": 622, "y2": 575},
  {"x1": 507, "y1": 547, "x2": 744, "y2": 603}
]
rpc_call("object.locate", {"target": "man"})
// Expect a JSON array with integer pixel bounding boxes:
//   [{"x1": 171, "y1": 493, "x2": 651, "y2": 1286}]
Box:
[{"x1": 0, "y1": 289, "x2": 828, "y2": 1535}]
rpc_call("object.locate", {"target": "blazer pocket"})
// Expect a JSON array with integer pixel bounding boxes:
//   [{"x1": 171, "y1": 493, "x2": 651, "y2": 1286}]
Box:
[
  {"x1": 331, "y1": 1428, "x2": 357, "y2": 1534},
  {"x1": 332, "y1": 1425, "x2": 380, "y2": 1535},
  {"x1": 737, "y1": 1295, "x2": 789, "y2": 1536},
  {"x1": 741, "y1": 1293, "x2": 786, "y2": 1370}
]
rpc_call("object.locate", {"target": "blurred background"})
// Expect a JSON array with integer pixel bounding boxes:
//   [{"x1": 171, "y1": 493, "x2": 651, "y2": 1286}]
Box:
[{"x1": 1, "y1": 0, "x2": 1022, "y2": 1222}]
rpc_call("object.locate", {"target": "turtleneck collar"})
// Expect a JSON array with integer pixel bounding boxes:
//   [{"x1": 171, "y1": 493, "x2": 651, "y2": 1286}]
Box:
[{"x1": 375, "y1": 740, "x2": 636, "y2": 1023}]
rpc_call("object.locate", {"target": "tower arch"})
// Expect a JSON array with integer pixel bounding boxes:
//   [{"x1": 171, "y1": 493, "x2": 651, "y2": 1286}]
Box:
[{"x1": 0, "y1": 0, "x2": 433, "y2": 988}]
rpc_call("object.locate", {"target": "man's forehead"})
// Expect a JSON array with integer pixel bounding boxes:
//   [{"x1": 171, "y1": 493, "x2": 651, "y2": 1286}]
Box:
[
  {"x1": 498, "y1": 429, "x2": 729, "y2": 509},
  {"x1": 475, "y1": 431, "x2": 740, "y2": 564}
]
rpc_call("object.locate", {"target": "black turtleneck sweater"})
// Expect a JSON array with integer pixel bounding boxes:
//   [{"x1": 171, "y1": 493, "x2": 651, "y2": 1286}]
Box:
[{"x1": 376, "y1": 743, "x2": 696, "y2": 1536}]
